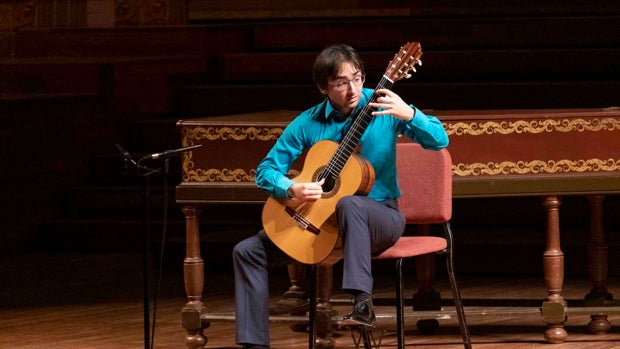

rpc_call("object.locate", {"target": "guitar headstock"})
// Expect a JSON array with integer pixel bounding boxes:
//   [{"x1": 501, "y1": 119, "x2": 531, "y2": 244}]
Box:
[{"x1": 384, "y1": 42, "x2": 423, "y2": 82}]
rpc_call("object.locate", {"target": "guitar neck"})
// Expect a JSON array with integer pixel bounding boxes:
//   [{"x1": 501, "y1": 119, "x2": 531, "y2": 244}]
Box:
[
  {"x1": 321, "y1": 76, "x2": 394, "y2": 179},
  {"x1": 348, "y1": 76, "x2": 395, "y2": 145}
]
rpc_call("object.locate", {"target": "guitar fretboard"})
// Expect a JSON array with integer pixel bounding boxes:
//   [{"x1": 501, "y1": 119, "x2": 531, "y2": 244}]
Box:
[{"x1": 319, "y1": 75, "x2": 395, "y2": 182}]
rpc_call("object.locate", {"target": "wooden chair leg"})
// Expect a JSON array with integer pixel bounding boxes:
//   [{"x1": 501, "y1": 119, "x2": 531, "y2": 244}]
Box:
[
  {"x1": 395, "y1": 258, "x2": 405, "y2": 349},
  {"x1": 444, "y1": 222, "x2": 472, "y2": 349},
  {"x1": 309, "y1": 264, "x2": 317, "y2": 349}
]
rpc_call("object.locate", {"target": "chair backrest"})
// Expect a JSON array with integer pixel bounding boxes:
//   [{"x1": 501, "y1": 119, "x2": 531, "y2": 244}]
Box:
[{"x1": 396, "y1": 142, "x2": 453, "y2": 224}]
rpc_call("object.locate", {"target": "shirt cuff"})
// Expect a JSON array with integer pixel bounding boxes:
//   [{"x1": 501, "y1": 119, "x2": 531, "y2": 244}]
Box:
[
  {"x1": 275, "y1": 176, "x2": 295, "y2": 199},
  {"x1": 407, "y1": 106, "x2": 429, "y2": 129}
]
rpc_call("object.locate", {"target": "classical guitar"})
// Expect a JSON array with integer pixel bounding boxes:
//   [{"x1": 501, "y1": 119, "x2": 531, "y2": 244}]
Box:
[{"x1": 262, "y1": 42, "x2": 423, "y2": 265}]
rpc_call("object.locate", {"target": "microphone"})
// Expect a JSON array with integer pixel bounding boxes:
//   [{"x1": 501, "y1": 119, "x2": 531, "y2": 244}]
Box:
[
  {"x1": 115, "y1": 143, "x2": 137, "y2": 165},
  {"x1": 144, "y1": 144, "x2": 202, "y2": 160}
]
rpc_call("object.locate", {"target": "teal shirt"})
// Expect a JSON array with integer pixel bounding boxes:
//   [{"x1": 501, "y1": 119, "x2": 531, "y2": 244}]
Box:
[{"x1": 255, "y1": 87, "x2": 449, "y2": 201}]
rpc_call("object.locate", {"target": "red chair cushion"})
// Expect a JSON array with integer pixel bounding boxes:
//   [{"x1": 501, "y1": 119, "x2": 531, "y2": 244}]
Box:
[{"x1": 373, "y1": 236, "x2": 447, "y2": 259}]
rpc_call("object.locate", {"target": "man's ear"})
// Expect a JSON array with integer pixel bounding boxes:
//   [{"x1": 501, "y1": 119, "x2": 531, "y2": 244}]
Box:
[{"x1": 317, "y1": 84, "x2": 328, "y2": 95}]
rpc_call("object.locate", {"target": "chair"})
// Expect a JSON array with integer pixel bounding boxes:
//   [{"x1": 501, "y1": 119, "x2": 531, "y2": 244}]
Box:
[{"x1": 309, "y1": 142, "x2": 472, "y2": 349}]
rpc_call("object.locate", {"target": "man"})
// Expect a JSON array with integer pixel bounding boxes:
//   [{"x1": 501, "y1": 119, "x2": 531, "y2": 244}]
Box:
[{"x1": 232, "y1": 44, "x2": 448, "y2": 349}]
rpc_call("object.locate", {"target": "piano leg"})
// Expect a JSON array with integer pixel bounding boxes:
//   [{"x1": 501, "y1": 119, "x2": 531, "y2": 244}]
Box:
[
  {"x1": 540, "y1": 196, "x2": 568, "y2": 343},
  {"x1": 181, "y1": 205, "x2": 208, "y2": 349},
  {"x1": 274, "y1": 263, "x2": 335, "y2": 348},
  {"x1": 585, "y1": 195, "x2": 613, "y2": 334},
  {"x1": 273, "y1": 262, "x2": 307, "y2": 322}
]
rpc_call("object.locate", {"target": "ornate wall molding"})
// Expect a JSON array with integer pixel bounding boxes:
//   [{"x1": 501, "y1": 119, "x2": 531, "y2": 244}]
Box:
[
  {"x1": 181, "y1": 125, "x2": 288, "y2": 182},
  {"x1": 444, "y1": 117, "x2": 620, "y2": 136},
  {"x1": 0, "y1": 1, "x2": 34, "y2": 57},
  {"x1": 141, "y1": 0, "x2": 168, "y2": 25},
  {"x1": 115, "y1": 0, "x2": 171, "y2": 25},
  {"x1": 453, "y1": 158, "x2": 620, "y2": 177},
  {"x1": 181, "y1": 165, "x2": 300, "y2": 183},
  {"x1": 11, "y1": 1, "x2": 36, "y2": 28},
  {"x1": 182, "y1": 126, "x2": 283, "y2": 142},
  {"x1": 0, "y1": 4, "x2": 12, "y2": 29},
  {"x1": 180, "y1": 117, "x2": 620, "y2": 181},
  {"x1": 446, "y1": 117, "x2": 620, "y2": 177},
  {"x1": 182, "y1": 166, "x2": 255, "y2": 182},
  {"x1": 115, "y1": 0, "x2": 141, "y2": 25}
]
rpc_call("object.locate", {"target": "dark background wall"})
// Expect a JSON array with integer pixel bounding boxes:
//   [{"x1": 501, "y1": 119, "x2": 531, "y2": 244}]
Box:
[{"x1": 0, "y1": 0, "x2": 618, "y2": 275}]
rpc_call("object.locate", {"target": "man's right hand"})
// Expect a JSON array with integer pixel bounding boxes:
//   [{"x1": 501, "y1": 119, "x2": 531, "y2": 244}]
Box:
[{"x1": 287, "y1": 178, "x2": 325, "y2": 202}]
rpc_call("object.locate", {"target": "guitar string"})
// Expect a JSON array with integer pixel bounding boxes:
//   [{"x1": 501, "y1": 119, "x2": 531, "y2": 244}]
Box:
[
  {"x1": 319, "y1": 47, "x2": 420, "y2": 181},
  {"x1": 318, "y1": 74, "x2": 393, "y2": 182},
  {"x1": 317, "y1": 45, "x2": 419, "y2": 181}
]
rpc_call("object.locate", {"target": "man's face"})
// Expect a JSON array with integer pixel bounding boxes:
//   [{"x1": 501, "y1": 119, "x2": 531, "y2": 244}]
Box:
[{"x1": 320, "y1": 62, "x2": 364, "y2": 117}]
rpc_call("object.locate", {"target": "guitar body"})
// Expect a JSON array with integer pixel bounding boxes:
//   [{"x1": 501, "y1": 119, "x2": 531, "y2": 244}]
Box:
[
  {"x1": 261, "y1": 140, "x2": 375, "y2": 265},
  {"x1": 260, "y1": 42, "x2": 422, "y2": 265}
]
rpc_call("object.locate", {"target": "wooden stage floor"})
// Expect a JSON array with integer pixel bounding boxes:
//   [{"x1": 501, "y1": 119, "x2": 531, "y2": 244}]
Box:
[{"x1": 1, "y1": 252, "x2": 619, "y2": 349}]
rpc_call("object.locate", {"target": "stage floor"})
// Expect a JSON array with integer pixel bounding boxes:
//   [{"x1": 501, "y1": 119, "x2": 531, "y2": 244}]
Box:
[{"x1": 1, "y1": 252, "x2": 619, "y2": 349}]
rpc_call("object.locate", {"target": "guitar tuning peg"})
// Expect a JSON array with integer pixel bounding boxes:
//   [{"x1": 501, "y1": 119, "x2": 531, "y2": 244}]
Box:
[
  {"x1": 412, "y1": 67, "x2": 417, "y2": 73},
  {"x1": 405, "y1": 74, "x2": 412, "y2": 79},
  {"x1": 418, "y1": 60, "x2": 423, "y2": 66}
]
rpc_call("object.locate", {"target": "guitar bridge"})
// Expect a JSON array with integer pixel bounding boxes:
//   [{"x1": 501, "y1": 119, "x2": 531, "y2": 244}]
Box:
[{"x1": 285, "y1": 206, "x2": 321, "y2": 235}]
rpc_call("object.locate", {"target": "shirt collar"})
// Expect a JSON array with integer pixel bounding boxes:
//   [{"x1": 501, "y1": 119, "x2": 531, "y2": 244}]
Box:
[
  {"x1": 324, "y1": 100, "x2": 345, "y2": 122},
  {"x1": 322, "y1": 88, "x2": 372, "y2": 123}
]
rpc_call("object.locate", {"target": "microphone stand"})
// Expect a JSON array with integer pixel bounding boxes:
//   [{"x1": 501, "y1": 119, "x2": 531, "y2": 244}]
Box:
[{"x1": 115, "y1": 144, "x2": 201, "y2": 349}]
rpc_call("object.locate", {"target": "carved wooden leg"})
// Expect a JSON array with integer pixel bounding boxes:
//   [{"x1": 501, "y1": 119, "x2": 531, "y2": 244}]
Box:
[
  {"x1": 285, "y1": 262, "x2": 307, "y2": 305},
  {"x1": 274, "y1": 262, "x2": 308, "y2": 320},
  {"x1": 281, "y1": 262, "x2": 310, "y2": 332},
  {"x1": 541, "y1": 196, "x2": 568, "y2": 343},
  {"x1": 585, "y1": 195, "x2": 613, "y2": 334},
  {"x1": 413, "y1": 224, "x2": 441, "y2": 334},
  {"x1": 315, "y1": 264, "x2": 335, "y2": 349},
  {"x1": 181, "y1": 205, "x2": 208, "y2": 349}
]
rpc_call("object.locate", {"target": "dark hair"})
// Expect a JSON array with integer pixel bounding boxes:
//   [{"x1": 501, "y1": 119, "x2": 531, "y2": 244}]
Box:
[{"x1": 312, "y1": 44, "x2": 365, "y2": 90}]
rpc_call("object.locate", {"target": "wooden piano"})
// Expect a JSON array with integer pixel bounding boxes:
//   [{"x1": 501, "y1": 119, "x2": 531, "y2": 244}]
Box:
[{"x1": 175, "y1": 108, "x2": 620, "y2": 348}]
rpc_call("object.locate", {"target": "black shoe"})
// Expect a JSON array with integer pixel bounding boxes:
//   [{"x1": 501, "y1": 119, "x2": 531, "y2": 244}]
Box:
[{"x1": 340, "y1": 299, "x2": 376, "y2": 328}]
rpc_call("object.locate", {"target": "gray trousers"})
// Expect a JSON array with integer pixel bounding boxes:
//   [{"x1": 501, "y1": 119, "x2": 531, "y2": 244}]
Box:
[{"x1": 232, "y1": 195, "x2": 405, "y2": 346}]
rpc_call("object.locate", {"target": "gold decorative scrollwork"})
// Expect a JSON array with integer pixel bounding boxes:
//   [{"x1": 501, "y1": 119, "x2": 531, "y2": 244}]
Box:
[
  {"x1": 183, "y1": 164, "x2": 300, "y2": 182},
  {"x1": 453, "y1": 158, "x2": 620, "y2": 177},
  {"x1": 115, "y1": 0, "x2": 173, "y2": 25},
  {"x1": 444, "y1": 118, "x2": 620, "y2": 136},
  {"x1": 180, "y1": 125, "x2": 287, "y2": 182},
  {"x1": 182, "y1": 126, "x2": 283, "y2": 142},
  {"x1": 182, "y1": 167, "x2": 255, "y2": 182}
]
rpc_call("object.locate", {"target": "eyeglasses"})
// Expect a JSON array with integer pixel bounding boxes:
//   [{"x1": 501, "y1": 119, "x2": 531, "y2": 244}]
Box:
[{"x1": 328, "y1": 74, "x2": 365, "y2": 91}]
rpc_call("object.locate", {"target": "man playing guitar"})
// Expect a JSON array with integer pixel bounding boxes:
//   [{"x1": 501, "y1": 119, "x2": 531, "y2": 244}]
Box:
[{"x1": 232, "y1": 43, "x2": 448, "y2": 349}]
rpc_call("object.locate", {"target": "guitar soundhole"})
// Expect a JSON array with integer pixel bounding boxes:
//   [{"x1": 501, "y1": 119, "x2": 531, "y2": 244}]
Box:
[{"x1": 314, "y1": 166, "x2": 339, "y2": 199}]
